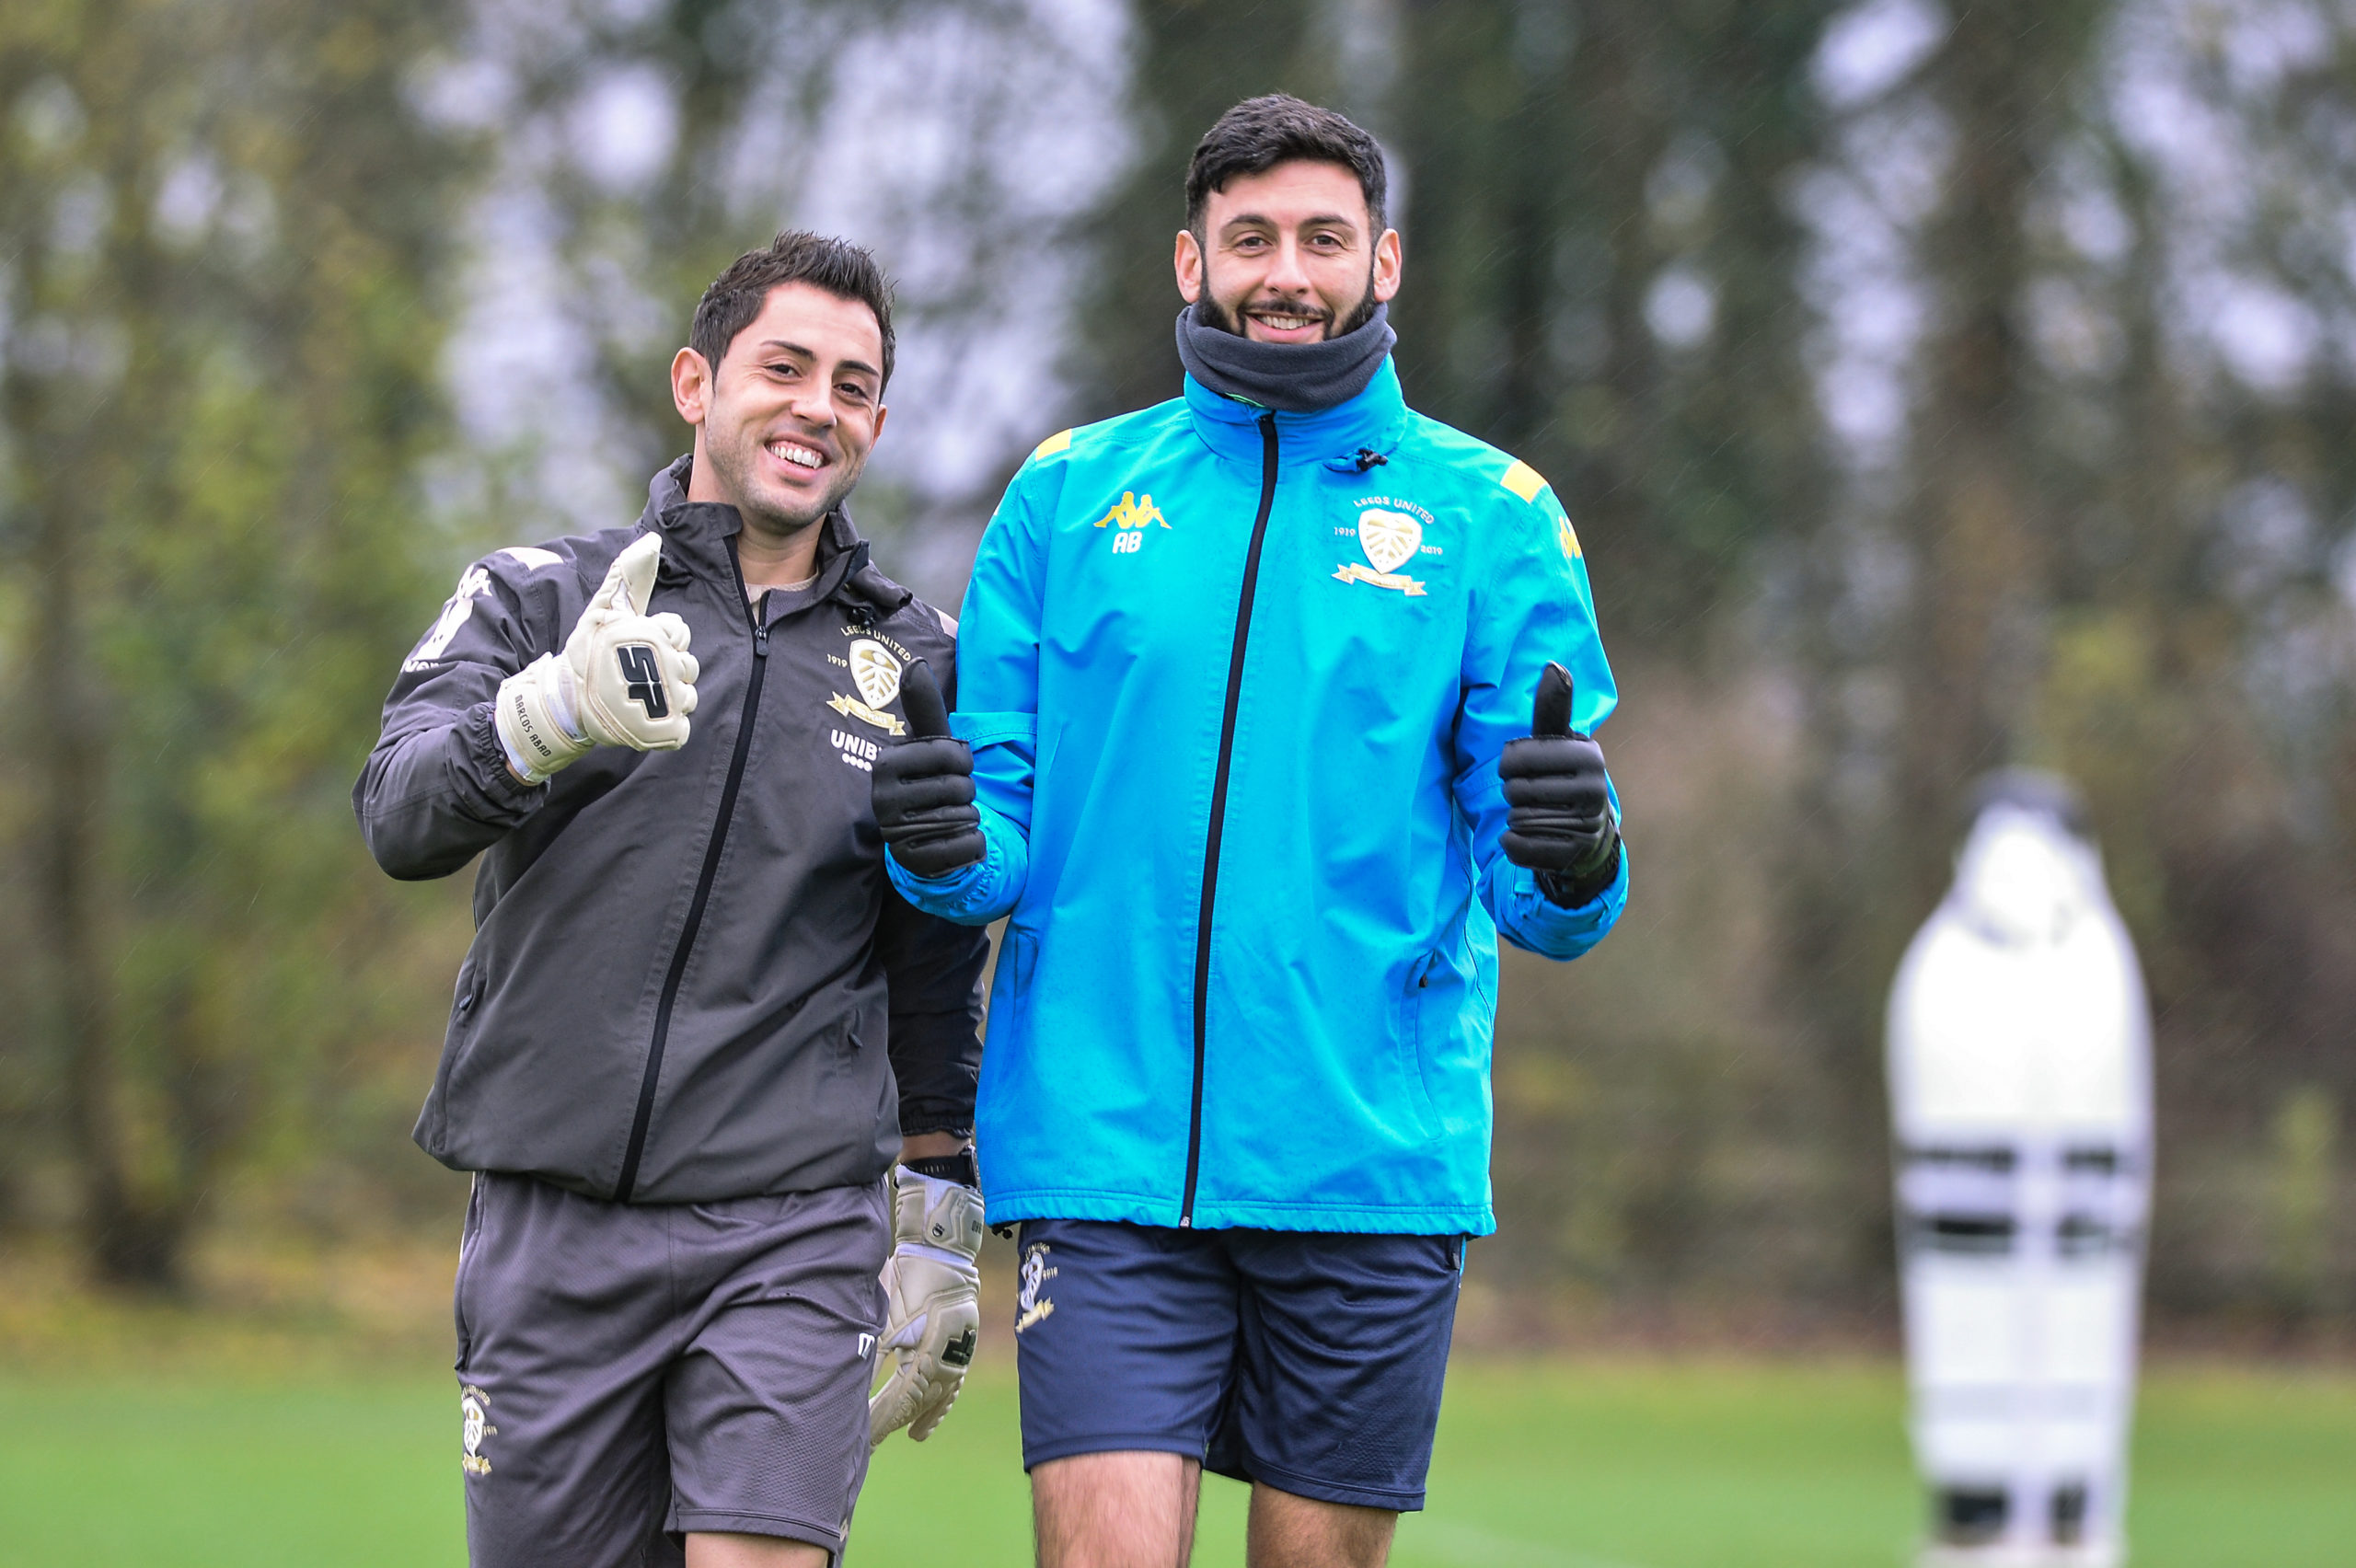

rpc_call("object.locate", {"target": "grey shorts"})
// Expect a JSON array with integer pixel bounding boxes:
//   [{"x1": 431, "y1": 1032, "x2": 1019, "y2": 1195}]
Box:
[{"x1": 454, "y1": 1172, "x2": 890, "y2": 1568}]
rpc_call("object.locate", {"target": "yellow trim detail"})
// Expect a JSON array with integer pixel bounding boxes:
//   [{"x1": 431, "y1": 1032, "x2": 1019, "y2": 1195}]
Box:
[
  {"x1": 1500, "y1": 458, "x2": 1546, "y2": 502},
  {"x1": 1033, "y1": 429, "x2": 1074, "y2": 460},
  {"x1": 1556, "y1": 516, "x2": 1583, "y2": 561}
]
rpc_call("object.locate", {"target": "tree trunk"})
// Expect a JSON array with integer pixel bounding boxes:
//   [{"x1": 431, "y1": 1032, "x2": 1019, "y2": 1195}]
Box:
[{"x1": 20, "y1": 407, "x2": 182, "y2": 1292}]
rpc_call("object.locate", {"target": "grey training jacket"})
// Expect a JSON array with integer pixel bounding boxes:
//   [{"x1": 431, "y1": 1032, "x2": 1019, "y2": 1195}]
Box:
[{"x1": 356, "y1": 457, "x2": 989, "y2": 1204}]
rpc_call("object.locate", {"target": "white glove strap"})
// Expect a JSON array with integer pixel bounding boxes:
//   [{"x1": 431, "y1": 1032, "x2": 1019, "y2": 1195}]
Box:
[{"x1": 892, "y1": 1168, "x2": 986, "y2": 1260}]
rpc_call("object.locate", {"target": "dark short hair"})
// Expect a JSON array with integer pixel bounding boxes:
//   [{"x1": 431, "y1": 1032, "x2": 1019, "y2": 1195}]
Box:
[
  {"x1": 1184, "y1": 95, "x2": 1387, "y2": 234},
  {"x1": 689, "y1": 230, "x2": 896, "y2": 388}
]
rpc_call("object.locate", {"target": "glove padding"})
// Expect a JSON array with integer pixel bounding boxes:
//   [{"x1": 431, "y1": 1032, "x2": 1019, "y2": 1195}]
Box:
[
  {"x1": 872, "y1": 659, "x2": 985, "y2": 878},
  {"x1": 869, "y1": 1166, "x2": 985, "y2": 1447},
  {"x1": 1499, "y1": 662, "x2": 1622, "y2": 906},
  {"x1": 496, "y1": 533, "x2": 699, "y2": 783}
]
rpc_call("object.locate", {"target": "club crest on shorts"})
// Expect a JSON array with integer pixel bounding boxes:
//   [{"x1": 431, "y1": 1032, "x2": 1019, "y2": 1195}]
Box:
[
  {"x1": 827, "y1": 638, "x2": 907, "y2": 736},
  {"x1": 1015, "y1": 1241, "x2": 1057, "y2": 1334},
  {"x1": 460, "y1": 1385, "x2": 497, "y2": 1476},
  {"x1": 1335, "y1": 507, "x2": 1429, "y2": 595}
]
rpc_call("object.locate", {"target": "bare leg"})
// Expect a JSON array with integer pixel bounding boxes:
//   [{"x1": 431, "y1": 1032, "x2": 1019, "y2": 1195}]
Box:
[
  {"x1": 1033, "y1": 1450, "x2": 1203, "y2": 1568},
  {"x1": 684, "y1": 1531, "x2": 832, "y2": 1568},
  {"x1": 1245, "y1": 1484, "x2": 1395, "y2": 1568}
]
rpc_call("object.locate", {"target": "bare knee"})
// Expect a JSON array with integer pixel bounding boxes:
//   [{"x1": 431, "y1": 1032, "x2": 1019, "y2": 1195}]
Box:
[
  {"x1": 683, "y1": 1531, "x2": 832, "y2": 1568},
  {"x1": 1246, "y1": 1484, "x2": 1396, "y2": 1568},
  {"x1": 1032, "y1": 1450, "x2": 1203, "y2": 1568}
]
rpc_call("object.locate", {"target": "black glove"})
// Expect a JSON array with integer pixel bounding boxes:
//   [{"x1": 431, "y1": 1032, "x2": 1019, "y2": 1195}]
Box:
[
  {"x1": 873, "y1": 659, "x2": 985, "y2": 879},
  {"x1": 1498, "y1": 662, "x2": 1622, "y2": 907}
]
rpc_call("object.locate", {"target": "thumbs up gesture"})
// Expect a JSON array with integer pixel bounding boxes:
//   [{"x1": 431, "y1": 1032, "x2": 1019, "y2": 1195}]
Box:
[
  {"x1": 496, "y1": 532, "x2": 699, "y2": 784},
  {"x1": 1498, "y1": 662, "x2": 1622, "y2": 906},
  {"x1": 872, "y1": 659, "x2": 985, "y2": 878}
]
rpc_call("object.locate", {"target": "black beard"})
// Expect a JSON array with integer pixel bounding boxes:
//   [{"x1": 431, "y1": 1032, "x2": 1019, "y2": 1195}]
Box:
[
  {"x1": 1332, "y1": 275, "x2": 1381, "y2": 337},
  {"x1": 707, "y1": 425, "x2": 852, "y2": 540},
  {"x1": 1201, "y1": 268, "x2": 1380, "y2": 341}
]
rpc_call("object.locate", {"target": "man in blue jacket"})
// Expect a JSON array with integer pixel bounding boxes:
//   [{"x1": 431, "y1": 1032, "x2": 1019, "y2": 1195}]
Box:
[{"x1": 874, "y1": 97, "x2": 1627, "y2": 1567}]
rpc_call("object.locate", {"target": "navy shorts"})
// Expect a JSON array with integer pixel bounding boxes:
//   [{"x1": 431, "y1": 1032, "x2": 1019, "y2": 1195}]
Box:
[{"x1": 1011, "y1": 1218, "x2": 1465, "y2": 1511}]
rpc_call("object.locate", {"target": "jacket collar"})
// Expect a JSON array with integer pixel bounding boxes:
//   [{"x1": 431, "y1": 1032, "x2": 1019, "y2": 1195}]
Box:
[
  {"x1": 1181, "y1": 355, "x2": 1409, "y2": 471},
  {"x1": 638, "y1": 455, "x2": 910, "y2": 621}
]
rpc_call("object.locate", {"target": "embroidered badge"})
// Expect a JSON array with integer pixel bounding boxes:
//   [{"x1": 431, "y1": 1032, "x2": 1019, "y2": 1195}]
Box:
[
  {"x1": 460, "y1": 1385, "x2": 497, "y2": 1476},
  {"x1": 828, "y1": 638, "x2": 908, "y2": 735},
  {"x1": 1015, "y1": 1241, "x2": 1058, "y2": 1334},
  {"x1": 1334, "y1": 507, "x2": 1430, "y2": 595}
]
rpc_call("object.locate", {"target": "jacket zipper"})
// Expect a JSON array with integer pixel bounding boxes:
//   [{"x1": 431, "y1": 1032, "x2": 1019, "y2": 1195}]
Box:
[
  {"x1": 1181, "y1": 410, "x2": 1280, "y2": 1228},
  {"x1": 614, "y1": 580, "x2": 770, "y2": 1202}
]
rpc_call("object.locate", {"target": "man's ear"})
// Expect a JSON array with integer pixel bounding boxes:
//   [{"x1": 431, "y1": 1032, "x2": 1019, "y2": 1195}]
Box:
[
  {"x1": 1173, "y1": 228, "x2": 1204, "y2": 304},
  {"x1": 670, "y1": 346, "x2": 712, "y2": 427},
  {"x1": 1372, "y1": 228, "x2": 1403, "y2": 305}
]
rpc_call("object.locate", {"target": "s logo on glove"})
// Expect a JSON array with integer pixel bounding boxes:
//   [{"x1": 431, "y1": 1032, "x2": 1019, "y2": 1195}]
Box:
[{"x1": 616, "y1": 644, "x2": 670, "y2": 720}]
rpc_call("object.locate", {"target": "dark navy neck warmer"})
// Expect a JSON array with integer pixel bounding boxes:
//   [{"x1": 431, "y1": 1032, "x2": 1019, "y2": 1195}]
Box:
[{"x1": 1174, "y1": 301, "x2": 1396, "y2": 414}]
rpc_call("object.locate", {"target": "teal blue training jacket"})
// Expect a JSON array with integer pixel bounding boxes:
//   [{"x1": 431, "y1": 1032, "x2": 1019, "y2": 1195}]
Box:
[{"x1": 888, "y1": 359, "x2": 1627, "y2": 1235}]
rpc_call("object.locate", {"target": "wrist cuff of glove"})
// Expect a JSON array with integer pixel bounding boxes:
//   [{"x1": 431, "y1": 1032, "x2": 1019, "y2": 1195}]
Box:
[
  {"x1": 496, "y1": 656, "x2": 593, "y2": 784},
  {"x1": 903, "y1": 1149, "x2": 979, "y2": 1188},
  {"x1": 1538, "y1": 823, "x2": 1622, "y2": 908}
]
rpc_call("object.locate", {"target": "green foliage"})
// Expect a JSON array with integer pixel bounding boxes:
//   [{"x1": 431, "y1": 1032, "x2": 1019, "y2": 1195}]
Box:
[{"x1": 0, "y1": 0, "x2": 473, "y2": 1280}]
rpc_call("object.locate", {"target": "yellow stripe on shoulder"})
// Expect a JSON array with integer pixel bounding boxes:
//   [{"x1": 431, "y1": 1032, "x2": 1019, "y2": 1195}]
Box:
[
  {"x1": 1032, "y1": 429, "x2": 1074, "y2": 460},
  {"x1": 1499, "y1": 458, "x2": 1547, "y2": 502}
]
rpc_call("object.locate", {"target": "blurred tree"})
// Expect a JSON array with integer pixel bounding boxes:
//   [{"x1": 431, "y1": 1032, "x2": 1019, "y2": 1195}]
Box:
[
  {"x1": 0, "y1": 0, "x2": 466, "y2": 1287},
  {"x1": 1388, "y1": 0, "x2": 1835, "y2": 651},
  {"x1": 1781, "y1": 0, "x2": 2356, "y2": 1315},
  {"x1": 1068, "y1": 0, "x2": 1325, "y2": 420}
]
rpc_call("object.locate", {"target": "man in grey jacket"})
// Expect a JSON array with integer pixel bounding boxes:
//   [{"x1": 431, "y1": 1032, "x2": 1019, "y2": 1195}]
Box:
[{"x1": 356, "y1": 232, "x2": 991, "y2": 1568}]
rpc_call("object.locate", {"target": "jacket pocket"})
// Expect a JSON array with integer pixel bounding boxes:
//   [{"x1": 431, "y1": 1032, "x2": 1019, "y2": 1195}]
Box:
[
  {"x1": 1394, "y1": 951, "x2": 1445, "y2": 1139},
  {"x1": 423, "y1": 962, "x2": 486, "y2": 1149},
  {"x1": 988, "y1": 928, "x2": 1037, "y2": 1047},
  {"x1": 453, "y1": 1173, "x2": 486, "y2": 1372}
]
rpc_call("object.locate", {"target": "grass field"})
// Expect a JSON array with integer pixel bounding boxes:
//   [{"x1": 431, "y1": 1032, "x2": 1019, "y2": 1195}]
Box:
[{"x1": 0, "y1": 1357, "x2": 2350, "y2": 1566}]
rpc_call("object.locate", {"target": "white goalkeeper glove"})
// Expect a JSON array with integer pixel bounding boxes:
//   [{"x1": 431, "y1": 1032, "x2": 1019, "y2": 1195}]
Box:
[
  {"x1": 495, "y1": 532, "x2": 699, "y2": 784},
  {"x1": 869, "y1": 1166, "x2": 984, "y2": 1447}
]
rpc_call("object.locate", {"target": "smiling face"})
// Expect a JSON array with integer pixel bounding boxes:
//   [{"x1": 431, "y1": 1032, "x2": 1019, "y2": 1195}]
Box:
[
  {"x1": 1175, "y1": 159, "x2": 1402, "y2": 343},
  {"x1": 670, "y1": 281, "x2": 887, "y2": 541}
]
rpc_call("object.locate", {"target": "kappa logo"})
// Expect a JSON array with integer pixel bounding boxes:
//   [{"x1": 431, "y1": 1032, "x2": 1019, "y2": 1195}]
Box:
[
  {"x1": 615, "y1": 643, "x2": 669, "y2": 718},
  {"x1": 405, "y1": 565, "x2": 492, "y2": 670},
  {"x1": 827, "y1": 639, "x2": 907, "y2": 736},
  {"x1": 1334, "y1": 507, "x2": 1431, "y2": 595},
  {"x1": 1094, "y1": 490, "x2": 1169, "y2": 554},
  {"x1": 459, "y1": 1385, "x2": 497, "y2": 1477},
  {"x1": 1015, "y1": 1241, "x2": 1058, "y2": 1334}
]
